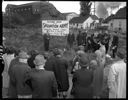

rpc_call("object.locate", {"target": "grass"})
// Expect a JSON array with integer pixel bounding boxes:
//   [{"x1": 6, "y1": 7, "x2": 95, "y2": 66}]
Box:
[{"x1": 3, "y1": 27, "x2": 126, "y2": 62}]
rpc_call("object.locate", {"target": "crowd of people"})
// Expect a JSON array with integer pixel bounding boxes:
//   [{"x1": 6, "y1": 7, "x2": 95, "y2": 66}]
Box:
[
  {"x1": 67, "y1": 29, "x2": 119, "y2": 58},
  {"x1": 1, "y1": 29, "x2": 126, "y2": 98}
]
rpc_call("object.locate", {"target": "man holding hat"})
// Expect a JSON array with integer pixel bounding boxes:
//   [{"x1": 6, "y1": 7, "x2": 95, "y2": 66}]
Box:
[
  {"x1": 71, "y1": 53, "x2": 93, "y2": 98},
  {"x1": 24, "y1": 54, "x2": 58, "y2": 98},
  {"x1": 8, "y1": 50, "x2": 32, "y2": 98}
]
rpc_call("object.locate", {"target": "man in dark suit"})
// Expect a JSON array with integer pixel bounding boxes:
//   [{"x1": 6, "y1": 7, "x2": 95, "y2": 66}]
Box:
[
  {"x1": 102, "y1": 31, "x2": 111, "y2": 54},
  {"x1": 82, "y1": 31, "x2": 87, "y2": 46},
  {"x1": 8, "y1": 51, "x2": 32, "y2": 98},
  {"x1": 111, "y1": 32, "x2": 119, "y2": 58},
  {"x1": 76, "y1": 30, "x2": 84, "y2": 46},
  {"x1": 71, "y1": 53, "x2": 93, "y2": 98},
  {"x1": 43, "y1": 32, "x2": 50, "y2": 51},
  {"x1": 24, "y1": 54, "x2": 58, "y2": 98},
  {"x1": 67, "y1": 32, "x2": 75, "y2": 50},
  {"x1": 44, "y1": 49, "x2": 58, "y2": 71}
]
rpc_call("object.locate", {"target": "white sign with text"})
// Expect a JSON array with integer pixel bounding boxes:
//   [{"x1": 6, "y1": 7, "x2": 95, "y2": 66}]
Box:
[{"x1": 42, "y1": 20, "x2": 69, "y2": 36}]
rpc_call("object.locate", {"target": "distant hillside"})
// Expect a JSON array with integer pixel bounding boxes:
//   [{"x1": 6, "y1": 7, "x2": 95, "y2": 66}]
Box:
[{"x1": 3, "y1": 1, "x2": 66, "y2": 28}]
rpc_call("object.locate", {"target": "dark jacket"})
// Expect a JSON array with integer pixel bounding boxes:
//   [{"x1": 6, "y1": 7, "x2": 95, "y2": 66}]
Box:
[
  {"x1": 77, "y1": 33, "x2": 84, "y2": 46},
  {"x1": 72, "y1": 67, "x2": 93, "y2": 98},
  {"x1": 92, "y1": 64, "x2": 104, "y2": 97},
  {"x1": 100, "y1": 33, "x2": 110, "y2": 46},
  {"x1": 43, "y1": 34, "x2": 50, "y2": 43},
  {"x1": 54, "y1": 57, "x2": 69, "y2": 92},
  {"x1": 9, "y1": 62, "x2": 32, "y2": 96},
  {"x1": 24, "y1": 69, "x2": 58, "y2": 98},
  {"x1": 111, "y1": 35, "x2": 119, "y2": 47},
  {"x1": 8, "y1": 57, "x2": 19, "y2": 75},
  {"x1": 44, "y1": 56, "x2": 57, "y2": 71},
  {"x1": 82, "y1": 32, "x2": 87, "y2": 45},
  {"x1": 8, "y1": 57, "x2": 19, "y2": 98},
  {"x1": 67, "y1": 33, "x2": 75, "y2": 44},
  {"x1": 27, "y1": 54, "x2": 37, "y2": 69}
]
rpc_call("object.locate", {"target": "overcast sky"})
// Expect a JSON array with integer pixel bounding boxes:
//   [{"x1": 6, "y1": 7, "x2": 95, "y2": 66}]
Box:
[{"x1": 2, "y1": 1, "x2": 126, "y2": 18}]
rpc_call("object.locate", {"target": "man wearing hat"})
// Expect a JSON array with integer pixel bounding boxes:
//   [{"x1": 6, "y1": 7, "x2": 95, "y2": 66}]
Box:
[
  {"x1": 24, "y1": 54, "x2": 58, "y2": 98},
  {"x1": 46, "y1": 48, "x2": 69, "y2": 98},
  {"x1": 8, "y1": 51, "x2": 32, "y2": 98},
  {"x1": 108, "y1": 48, "x2": 126, "y2": 98},
  {"x1": 71, "y1": 53, "x2": 93, "y2": 98},
  {"x1": 43, "y1": 31, "x2": 50, "y2": 51}
]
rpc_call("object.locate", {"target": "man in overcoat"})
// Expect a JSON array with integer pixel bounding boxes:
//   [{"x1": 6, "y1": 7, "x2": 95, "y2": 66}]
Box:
[
  {"x1": 43, "y1": 31, "x2": 50, "y2": 51},
  {"x1": 8, "y1": 51, "x2": 32, "y2": 98},
  {"x1": 24, "y1": 54, "x2": 58, "y2": 98}
]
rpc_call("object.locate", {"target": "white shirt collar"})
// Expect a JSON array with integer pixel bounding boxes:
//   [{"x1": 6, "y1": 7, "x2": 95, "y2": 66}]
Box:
[{"x1": 36, "y1": 65, "x2": 45, "y2": 70}]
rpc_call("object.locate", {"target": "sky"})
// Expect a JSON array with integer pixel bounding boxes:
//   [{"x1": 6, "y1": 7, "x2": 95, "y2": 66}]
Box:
[{"x1": 2, "y1": 1, "x2": 126, "y2": 18}]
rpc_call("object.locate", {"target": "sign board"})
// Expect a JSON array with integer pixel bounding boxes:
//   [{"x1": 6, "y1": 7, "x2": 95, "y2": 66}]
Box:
[{"x1": 42, "y1": 20, "x2": 69, "y2": 36}]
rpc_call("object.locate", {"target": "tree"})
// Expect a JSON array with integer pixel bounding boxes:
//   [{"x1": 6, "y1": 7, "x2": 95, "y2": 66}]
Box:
[{"x1": 80, "y1": 1, "x2": 92, "y2": 17}]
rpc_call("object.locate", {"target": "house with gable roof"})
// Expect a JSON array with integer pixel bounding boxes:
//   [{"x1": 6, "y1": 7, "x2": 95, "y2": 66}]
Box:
[
  {"x1": 69, "y1": 15, "x2": 89, "y2": 29},
  {"x1": 69, "y1": 15, "x2": 99, "y2": 29},
  {"x1": 102, "y1": 6, "x2": 126, "y2": 32}
]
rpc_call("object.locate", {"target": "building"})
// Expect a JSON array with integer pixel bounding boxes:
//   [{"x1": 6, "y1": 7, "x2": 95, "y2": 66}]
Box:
[
  {"x1": 102, "y1": 7, "x2": 126, "y2": 33},
  {"x1": 5, "y1": 1, "x2": 65, "y2": 25},
  {"x1": 69, "y1": 15, "x2": 89, "y2": 29},
  {"x1": 69, "y1": 15, "x2": 99, "y2": 29},
  {"x1": 83, "y1": 15, "x2": 99, "y2": 29},
  {"x1": 63, "y1": 12, "x2": 79, "y2": 21}
]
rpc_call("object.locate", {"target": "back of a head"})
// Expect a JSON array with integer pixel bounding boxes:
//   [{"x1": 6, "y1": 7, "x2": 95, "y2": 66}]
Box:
[
  {"x1": 90, "y1": 60, "x2": 97, "y2": 66},
  {"x1": 79, "y1": 53, "x2": 89, "y2": 68},
  {"x1": 116, "y1": 48, "x2": 126, "y2": 59},
  {"x1": 28, "y1": 50, "x2": 39, "y2": 57},
  {"x1": 52, "y1": 48, "x2": 61, "y2": 56},
  {"x1": 34, "y1": 54, "x2": 46, "y2": 66},
  {"x1": 77, "y1": 50, "x2": 86, "y2": 58},
  {"x1": 78, "y1": 45, "x2": 85, "y2": 51},
  {"x1": 19, "y1": 50, "x2": 29, "y2": 59},
  {"x1": 95, "y1": 50, "x2": 102, "y2": 57},
  {"x1": 43, "y1": 52, "x2": 50, "y2": 60},
  {"x1": 90, "y1": 60, "x2": 98, "y2": 70}
]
